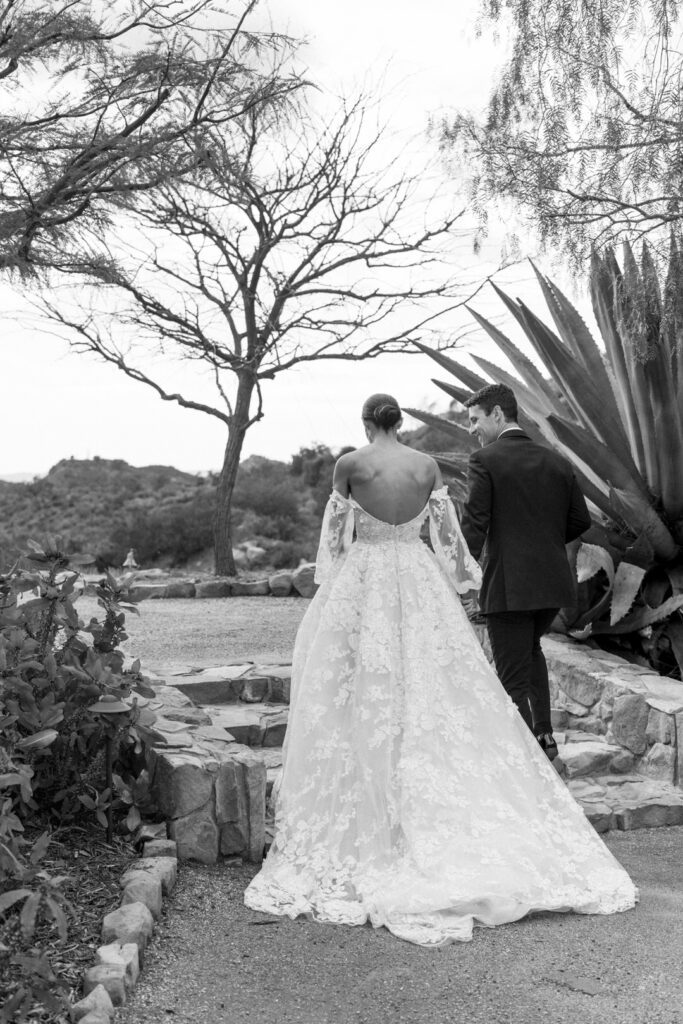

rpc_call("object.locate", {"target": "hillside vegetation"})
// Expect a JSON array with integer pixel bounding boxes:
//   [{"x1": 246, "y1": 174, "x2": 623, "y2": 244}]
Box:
[{"x1": 0, "y1": 409, "x2": 472, "y2": 572}]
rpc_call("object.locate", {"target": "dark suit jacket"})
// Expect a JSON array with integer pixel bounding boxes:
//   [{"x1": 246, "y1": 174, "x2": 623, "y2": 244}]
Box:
[{"x1": 460, "y1": 430, "x2": 591, "y2": 614}]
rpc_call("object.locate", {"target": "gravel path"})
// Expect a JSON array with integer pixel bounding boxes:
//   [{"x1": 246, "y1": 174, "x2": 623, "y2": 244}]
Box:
[
  {"x1": 119, "y1": 828, "x2": 682, "y2": 1024},
  {"x1": 80, "y1": 596, "x2": 308, "y2": 670}
]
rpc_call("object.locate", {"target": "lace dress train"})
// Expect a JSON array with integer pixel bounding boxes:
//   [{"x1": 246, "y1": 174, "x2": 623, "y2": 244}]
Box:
[{"x1": 244, "y1": 488, "x2": 637, "y2": 946}]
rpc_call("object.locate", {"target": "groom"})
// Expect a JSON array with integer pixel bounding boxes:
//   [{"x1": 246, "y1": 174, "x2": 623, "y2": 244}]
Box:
[{"x1": 460, "y1": 383, "x2": 591, "y2": 759}]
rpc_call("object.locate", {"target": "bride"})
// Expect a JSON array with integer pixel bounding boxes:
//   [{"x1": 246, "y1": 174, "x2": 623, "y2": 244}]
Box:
[{"x1": 244, "y1": 393, "x2": 637, "y2": 946}]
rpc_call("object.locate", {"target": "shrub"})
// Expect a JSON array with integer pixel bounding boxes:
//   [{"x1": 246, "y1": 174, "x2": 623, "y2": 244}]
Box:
[{"x1": 0, "y1": 538, "x2": 157, "y2": 1018}]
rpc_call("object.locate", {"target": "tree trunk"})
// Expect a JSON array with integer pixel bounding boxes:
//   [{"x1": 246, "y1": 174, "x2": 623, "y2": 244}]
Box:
[{"x1": 213, "y1": 374, "x2": 255, "y2": 576}]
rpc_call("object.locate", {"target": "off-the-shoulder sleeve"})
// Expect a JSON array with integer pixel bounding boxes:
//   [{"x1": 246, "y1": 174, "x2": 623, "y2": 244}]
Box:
[
  {"x1": 313, "y1": 490, "x2": 355, "y2": 585},
  {"x1": 428, "y1": 486, "x2": 482, "y2": 593}
]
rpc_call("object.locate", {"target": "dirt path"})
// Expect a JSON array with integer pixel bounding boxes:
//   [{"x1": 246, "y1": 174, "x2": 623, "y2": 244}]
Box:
[
  {"x1": 80, "y1": 595, "x2": 308, "y2": 670},
  {"x1": 119, "y1": 827, "x2": 682, "y2": 1024}
]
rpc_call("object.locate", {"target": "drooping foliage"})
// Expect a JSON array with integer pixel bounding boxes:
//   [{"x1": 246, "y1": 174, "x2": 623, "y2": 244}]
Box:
[{"x1": 444, "y1": 0, "x2": 683, "y2": 264}]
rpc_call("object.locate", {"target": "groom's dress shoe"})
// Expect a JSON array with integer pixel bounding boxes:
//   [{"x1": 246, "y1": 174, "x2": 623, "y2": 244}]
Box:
[{"x1": 537, "y1": 732, "x2": 559, "y2": 761}]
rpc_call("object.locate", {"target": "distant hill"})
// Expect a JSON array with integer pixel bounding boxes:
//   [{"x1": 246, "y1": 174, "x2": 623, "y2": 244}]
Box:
[{"x1": 0, "y1": 408, "x2": 472, "y2": 572}]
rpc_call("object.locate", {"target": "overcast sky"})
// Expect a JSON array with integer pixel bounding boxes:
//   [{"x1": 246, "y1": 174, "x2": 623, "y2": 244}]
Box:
[{"x1": 2, "y1": 0, "x2": 585, "y2": 479}]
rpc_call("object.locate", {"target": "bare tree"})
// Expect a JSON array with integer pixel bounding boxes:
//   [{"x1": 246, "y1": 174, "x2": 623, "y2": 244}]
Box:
[
  {"x1": 442, "y1": 0, "x2": 683, "y2": 267},
  {"x1": 40, "y1": 95, "x2": 500, "y2": 574},
  {"x1": 0, "y1": 0, "x2": 300, "y2": 272}
]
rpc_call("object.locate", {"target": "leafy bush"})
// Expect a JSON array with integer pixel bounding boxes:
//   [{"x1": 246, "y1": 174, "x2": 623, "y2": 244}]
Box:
[
  {"x1": 0, "y1": 539, "x2": 157, "y2": 1019},
  {"x1": 416, "y1": 242, "x2": 683, "y2": 676}
]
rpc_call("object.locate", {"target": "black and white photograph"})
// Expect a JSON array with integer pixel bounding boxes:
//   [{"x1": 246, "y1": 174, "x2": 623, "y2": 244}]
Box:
[{"x1": 1, "y1": 1, "x2": 683, "y2": 1022}]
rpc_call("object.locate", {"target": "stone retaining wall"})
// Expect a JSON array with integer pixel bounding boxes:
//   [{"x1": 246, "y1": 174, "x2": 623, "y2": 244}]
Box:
[
  {"x1": 545, "y1": 636, "x2": 683, "y2": 786},
  {"x1": 125, "y1": 563, "x2": 317, "y2": 601}
]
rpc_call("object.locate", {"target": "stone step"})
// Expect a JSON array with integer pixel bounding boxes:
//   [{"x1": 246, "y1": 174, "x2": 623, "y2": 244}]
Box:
[
  {"x1": 167, "y1": 664, "x2": 291, "y2": 705},
  {"x1": 568, "y1": 774, "x2": 683, "y2": 832},
  {"x1": 203, "y1": 703, "x2": 288, "y2": 748}
]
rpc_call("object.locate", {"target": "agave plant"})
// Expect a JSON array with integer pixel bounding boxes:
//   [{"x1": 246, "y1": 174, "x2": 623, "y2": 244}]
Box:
[{"x1": 407, "y1": 240, "x2": 683, "y2": 676}]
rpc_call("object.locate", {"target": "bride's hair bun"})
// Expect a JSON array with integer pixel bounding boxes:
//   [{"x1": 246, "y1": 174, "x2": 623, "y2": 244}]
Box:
[{"x1": 362, "y1": 393, "x2": 402, "y2": 430}]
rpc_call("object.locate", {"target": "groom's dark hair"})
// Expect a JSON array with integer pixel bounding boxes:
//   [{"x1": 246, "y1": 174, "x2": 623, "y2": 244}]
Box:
[{"x1": 465, "y1": 383, "x2": 518, "y2": 421}]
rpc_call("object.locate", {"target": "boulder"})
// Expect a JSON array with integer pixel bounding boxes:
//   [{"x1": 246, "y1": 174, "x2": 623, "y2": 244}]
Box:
[
  {"x1": 101, "y1": 903, "x2": 154, "y2": 951},
  {"x1": 269, "y1": 571, "x2": 293, "y2": 597},
  {"x1": 163, "y1": 581, "x2": 196, "y2": 599},
  {"x1": 240, "y1": 675, "x2": 268, "y2": 703},
  {"x1": 646, "y1": 707, "x2": 674, "y2": 746},
  {"x1": 142, "y1": 838, "x2": 177, "y2": 859},
  {"x1": 559, "y1": 739, "x2": 622, "y2": 778},
  {"x1": 231, "y1": 578, "x2": 270, "y2": 597},
  {"x1": 120, "y1": 874, "x2": 163, "y2": 920},
  {"x1": 169, "y1": 805, "x2": 220, "y2": 864},
  {"x1": 611, "y1": 693, "x2": 649, "y2": 754},
  {"x1": 610, "y1": 749, "x2": 637, "y2": 774},
  {"x1": 95, "y1": 942, "x2": 140, "y2": 990},
  {"x1": 122, "y1": 856, "x2": 177, "y2": 895},
  {"x1": 77, "y1": 1012, "x2": 112, "y2": 1024},
  {"x1": 82, "y1": 964, "x2": 127, "y2": 1006},
  {"x1": 128, "y1": 584, "x2": 168, "y2": 602},
  {"x1": 72, "y1": 984, "x2": 115, "y2": 1022},
  {"x1": 292, "y1": 563, "x2": 317, "y2": 598},
  {"x1": 195, "y1": 579, "x2": 233, "y2": 599},
  {"x1": 149, "y1": 749, "x2": 216, "y2": 819},
  {"x1": 639, "y1": 742, "x2": 676, "y2": 784},
  {"x1": 172, "y1": 665, "x2": 252, "y2": 704},
  {"x1": 616, "y1": 799, "x2": 683, "y2": 830}
]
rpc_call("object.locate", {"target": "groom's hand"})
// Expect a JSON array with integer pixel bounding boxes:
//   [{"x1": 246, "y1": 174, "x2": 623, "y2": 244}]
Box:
[{"x1": 461, "y1": 590, "x2": 482, "y2": 622}]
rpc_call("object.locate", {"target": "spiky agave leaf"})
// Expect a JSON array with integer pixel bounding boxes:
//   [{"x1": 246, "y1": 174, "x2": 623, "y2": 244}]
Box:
[
  {"x1": 610, "y1": 562, "x2": 647, "y2": 625},
  {"x1": 592, "y1": 594, "x2": 683, "y2": 635},
  {"x1": 590, "y1": 249, "x2": 648, "y2": 476},
  {"x1": 529, "y1": 261, "x2": 627, "y2": 441}
]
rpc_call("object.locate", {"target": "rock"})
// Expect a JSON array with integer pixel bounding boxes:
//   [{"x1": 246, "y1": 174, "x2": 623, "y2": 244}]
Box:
[
  {"x1": 72, "y1": 984, "x2": 115, "y2": 1021},
  {"x1": 269, "y1": 571, "x2": 293, "y2": 597},
  {"x1": 171, "y1": 665, "x2": 252, "y2": 704},
  {"x1": 566, "y1": 713, "x2": 606, "y2": 735},
  {"x1": 552, "y1": 690, "x2": 590, "y2": 717},
  {"x1": 616, "y1": 799, "x2": 683, "y2": 830},
  {"x1": 231, "y1": 579, "x2": 270, "y2": 597},
  {"x1": 123, "y1": 856, "x2": 177, "y2": 895},
  {"x1": 101, "y1": 903, "x2": 153, "y2": 953},
  {"x1": 195, "y1": 579, "x2": 233, "y2": 599},
  {"x1": 584, "y1": 803, "x2": 616, "y2": 833},
  {"x1": 646, "y1": 708, "x2": 674, "y2": 746},
  {"x1": 611, "y1": 693, "x2": 650, "y2": 754},
  {"x1": 676, "y1": 712, "x2": 683, "y2": 784},
  {"x1": 639, "y1": 742, "x2": 676, "y2": 783},
  {"x1": 120, "y1": 874, "x2": 163, "y2": 920},
  {"x1": 160, "y1": 706, "x2": 212, "y2": 726},
  {"x1": 264, "y1": 666, "x2": 292, "y2": 704},
  {"x1": 78, "y1": 1012, "x2": 113, "y2": 1024},
  {"x1": 292, "y1": 563, "x2": 317, "y2": 598},
  {"x1": 545, "y1": 640, "x2": 606, "y2": 707},
  {"x1": 142, "y1": 838, "x2": 177, "y2": 859},
  {"x1": 214, "y1": 750, "x2": 266, "y2": 862},
  {"x1": 83, "y1": 964, "x2": 127, "y2": 1007},
  {"x1": 134, "y1": 821, "x2": 167, "y2": 847},
  {"x1": 263, "y1": 710, "x2": 288, "y2": 748},
  {"x1": 610, "y1": 749, "x2": 637, "y2": 773},
  {"x1": 637, "y1": 674, "x2": 683, "y2": 715},
  {"x1": 558, "y1": 739, "x2": 622, "y2": 778},
  {"x1": 169, "y1": 805, "x2": 219, "y2": 864},
  {"x1": 95, "y1": 942, "x2": 140, "y2": 990},
  {"x1": 164, "y1": 581, "x2": 196, "y2": 599},
  {"x1": 550, "y1": 708, "x2": 569, "y2": 730},
  {"x1": 149, "y1": 749, "x2": 216, "y2": 818},
  {"x1": 128, "y1": 584, "x2": 168, "y2": 602},
  {"x1": 240, "y1": 675, "x2": 268, "y2": 702}
]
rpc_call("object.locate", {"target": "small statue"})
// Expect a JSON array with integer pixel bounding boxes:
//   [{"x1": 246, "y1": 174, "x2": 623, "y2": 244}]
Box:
[{"x1": 123, "y1": 548, "x2": 140, "y2": 570}]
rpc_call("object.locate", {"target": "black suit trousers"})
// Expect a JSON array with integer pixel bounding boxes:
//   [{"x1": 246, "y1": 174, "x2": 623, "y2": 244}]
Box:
[{"x1": 485, "y1": 609, "x2": 557, "y2": 735}]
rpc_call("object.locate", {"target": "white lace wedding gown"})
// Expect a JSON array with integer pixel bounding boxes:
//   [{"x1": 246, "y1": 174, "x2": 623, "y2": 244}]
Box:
[{"x1": 244, "y1": 488, "x2": 637, "y2": 946}]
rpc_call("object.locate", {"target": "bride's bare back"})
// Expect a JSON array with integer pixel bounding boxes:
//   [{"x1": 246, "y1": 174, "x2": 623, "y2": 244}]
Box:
[{"x1": 333, "y1": 438, "x2": 441, "y2": 525}]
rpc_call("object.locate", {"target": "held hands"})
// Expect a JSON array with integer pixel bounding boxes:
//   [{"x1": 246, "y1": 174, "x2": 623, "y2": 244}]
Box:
[{"x1": 461, "y1": 590, "x2": 484, "y2": 623}]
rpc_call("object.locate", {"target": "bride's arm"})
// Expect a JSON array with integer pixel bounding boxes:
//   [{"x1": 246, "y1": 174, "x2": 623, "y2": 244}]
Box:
[
  {"x1": 428, "y1": 483, "x2": 482, "y2": 595},
  {"x1": 313, "y1": 490, "x2": 354, "y2": 586}
]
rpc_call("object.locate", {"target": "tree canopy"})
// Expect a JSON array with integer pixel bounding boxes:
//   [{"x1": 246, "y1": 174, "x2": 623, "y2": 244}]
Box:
[{"x1": 443, "y1": 0, "x2": 683, "y2": 265}]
